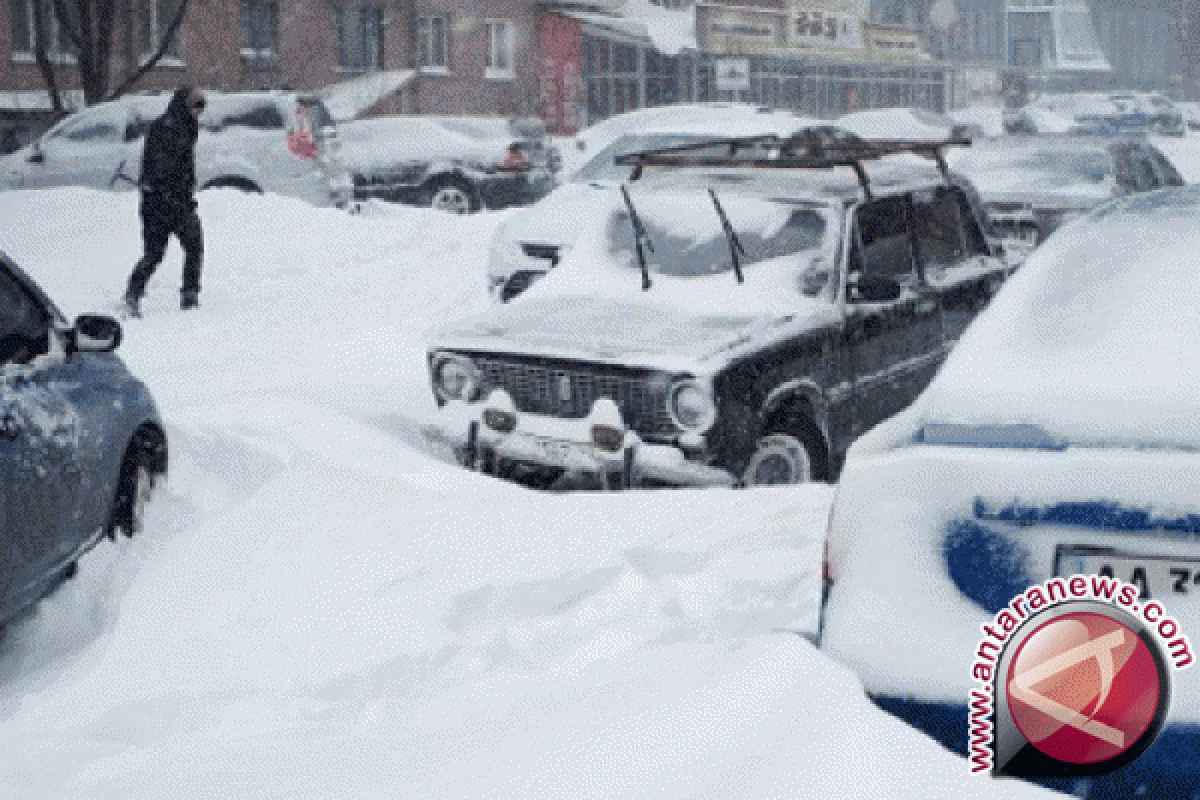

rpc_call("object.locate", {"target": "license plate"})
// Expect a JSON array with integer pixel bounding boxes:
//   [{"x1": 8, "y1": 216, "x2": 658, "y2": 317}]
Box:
[
  {"x1": 531, "y1": 436, "x2": 593, "y2": 468},
  {"x1": 1055, "y1": 546, "x2": 1200, "y2": 601}
]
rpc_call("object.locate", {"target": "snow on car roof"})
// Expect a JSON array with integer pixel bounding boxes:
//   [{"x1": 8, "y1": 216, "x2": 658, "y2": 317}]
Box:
[{"x1": 918, "y1": 185, "x2": 1200, "y2": 450}]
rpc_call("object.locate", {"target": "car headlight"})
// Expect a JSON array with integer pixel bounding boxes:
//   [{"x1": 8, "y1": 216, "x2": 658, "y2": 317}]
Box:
[
  {"x1": 431, "y1": 353, "x2": 480, "y2": 402},
  {"x1": 668, "y1": 379, "x2": 716, "y2": 432}
]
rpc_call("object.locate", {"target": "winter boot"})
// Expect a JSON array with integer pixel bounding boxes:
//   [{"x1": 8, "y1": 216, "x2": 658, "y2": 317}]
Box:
[
  {"x1": 180, "y1": 289, "x2": 200, "y2": 311},
  {"x1": 122, "y1": 292, "x2": 142, "y2": 319}
]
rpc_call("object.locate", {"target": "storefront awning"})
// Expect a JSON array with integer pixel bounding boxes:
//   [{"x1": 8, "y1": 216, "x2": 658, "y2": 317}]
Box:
[{"x1": 561, "y1": 0, "x2": 698, "y2": 55}]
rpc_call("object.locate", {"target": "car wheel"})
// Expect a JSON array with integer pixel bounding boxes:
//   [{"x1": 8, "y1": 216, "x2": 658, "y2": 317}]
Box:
[
  {"x1": 200, "y1": 176, "x2": 263, "y2": 194},
  {"x1": 428, "y1": 180, "x2": 474, "y2": 214},
  {"x1": 107, "y1": 439, "x2": 163, "y2": 539},
  {"x1": 742, "y1": 433, "x2": 813, "y2": 486}
]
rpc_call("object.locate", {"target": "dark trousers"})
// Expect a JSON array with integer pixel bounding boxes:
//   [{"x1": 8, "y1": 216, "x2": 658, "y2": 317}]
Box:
[{"x1": 126, "y1": 192, "x2": 203, "y2": 299}]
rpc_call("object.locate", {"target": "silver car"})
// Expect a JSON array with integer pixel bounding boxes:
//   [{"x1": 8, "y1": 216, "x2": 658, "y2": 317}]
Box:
[{"x1": 0, "y1": 90, "x2": 354, "y2": 208}]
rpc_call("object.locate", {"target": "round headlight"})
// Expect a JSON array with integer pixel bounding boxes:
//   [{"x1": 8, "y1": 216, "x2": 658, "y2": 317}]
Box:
[
  {"x1": 433, "y1": 355, "x2": 479, "y2": 401},
  {"x1": 669, "y1": 380, "x2": 716, "y2": 432}
]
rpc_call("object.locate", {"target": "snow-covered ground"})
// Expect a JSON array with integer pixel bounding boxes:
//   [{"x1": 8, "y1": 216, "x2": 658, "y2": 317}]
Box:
[{"x1": 0, "y1": 167, "x2": 1110, "y2": 799}]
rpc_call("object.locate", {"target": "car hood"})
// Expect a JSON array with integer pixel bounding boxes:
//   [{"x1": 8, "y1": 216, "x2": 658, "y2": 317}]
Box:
[
  {"x1": 429, "y1": 295, "x2": 828, "y2": 370},
  {"x1": 500, "y1": 182, "x2": 613, "y2": 246}
]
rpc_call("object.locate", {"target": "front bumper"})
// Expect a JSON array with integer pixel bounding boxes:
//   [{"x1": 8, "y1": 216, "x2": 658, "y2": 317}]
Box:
[
  {"x1": 422, "y1": 392, "x2": 736, "y2": 489},
  {"x1": 874, "y1": 696, "x2": 1200, "y2": 799}
]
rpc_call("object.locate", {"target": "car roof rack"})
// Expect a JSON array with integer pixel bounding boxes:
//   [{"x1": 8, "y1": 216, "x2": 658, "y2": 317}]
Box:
[{"x1": 613, "y1": 133, "x2": 972, "y2": 200}]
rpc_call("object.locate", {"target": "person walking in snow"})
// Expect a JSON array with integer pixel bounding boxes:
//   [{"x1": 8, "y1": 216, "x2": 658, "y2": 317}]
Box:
[{"x1": 122, "y1": 86, "x2": 206, "y2": 317}]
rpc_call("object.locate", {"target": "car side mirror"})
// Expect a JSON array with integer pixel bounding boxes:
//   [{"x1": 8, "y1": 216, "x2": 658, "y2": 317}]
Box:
[
  {"x1": 26, "y1": 143, "x2": 44, "y2": 164},
  {"x1": 69, "y1": 314, "x2": 122, "y2": 354},
  {"x1": 850, "y1": 273, "x2": 903, "y2": 303}
]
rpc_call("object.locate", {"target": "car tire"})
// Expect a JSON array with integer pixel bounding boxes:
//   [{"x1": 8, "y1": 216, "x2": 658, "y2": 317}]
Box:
[
  {"x1": 428, "y1": 179, "x2": 475, "y2": 214},
  {"x1": 106, "y1": 438, "x2": 163, "y2": 539},
  {"x1": 741, "y1": 422, "x2": 826, "y2": 486},
  {"x1": 200, "y1": 176, "x2": 263, "y2": 194}
]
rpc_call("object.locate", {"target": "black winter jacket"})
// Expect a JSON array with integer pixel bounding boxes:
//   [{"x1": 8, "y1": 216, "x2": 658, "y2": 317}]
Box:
[{"x1": 139, "y1": 88, "x2": 199, "y2": 203}]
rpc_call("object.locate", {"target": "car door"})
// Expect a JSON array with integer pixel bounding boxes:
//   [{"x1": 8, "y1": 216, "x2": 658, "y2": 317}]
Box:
[
  {"x1": 911, "y1": 185, "x2": 1004, "y2": 345},
  {"x1": 22, "y1": 104, "x2": 134, "y2": 189},
  {"x1": 843, "y1": 194, "x2": 942, "y2": 438},
  {"x1": 0, "y1": 265, "x2": 86, "y2": 605}
]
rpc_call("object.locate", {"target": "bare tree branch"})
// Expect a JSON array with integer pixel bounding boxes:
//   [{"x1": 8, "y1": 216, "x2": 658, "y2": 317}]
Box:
[{"x1": 31, "y1": 0, "x2": 66, "y2": 114}]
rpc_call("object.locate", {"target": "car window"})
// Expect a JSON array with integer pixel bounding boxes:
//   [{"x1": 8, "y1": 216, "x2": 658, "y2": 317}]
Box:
[
  {"x1": 853, "y1": 195, "x2": 914, "y2": 283},
  {"x1": 1132, "y1": 154, "x2": 1159, "y2": 191},
  {"x1": 1147, "y1": 148, "x2": 1185, "y2": 187},
  {"x1": 209, "y1": 103, "x2": 285, "y2": 131},
  {"x1": 0, "y1": 267, "x2": 49, "y2": 365}
]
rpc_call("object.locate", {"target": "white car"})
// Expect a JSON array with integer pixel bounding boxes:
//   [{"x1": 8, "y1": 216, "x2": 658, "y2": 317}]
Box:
[
  {"x1": 819, "y1": 187, "x2": 1200, "y2": 797},
  {"x1": 486, "y1": 113, "x2": 849, "y2": 304},
  {"x1": 0, "y1": 90, "x2": 354, "y2": 208}
]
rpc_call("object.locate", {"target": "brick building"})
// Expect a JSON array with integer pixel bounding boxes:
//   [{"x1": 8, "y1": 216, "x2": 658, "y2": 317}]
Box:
[{"x1": 1, "y1": 0, "x2": 547, "y2": 141}]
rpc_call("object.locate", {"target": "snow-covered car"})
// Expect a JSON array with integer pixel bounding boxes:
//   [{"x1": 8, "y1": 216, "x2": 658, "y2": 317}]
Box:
[
  {"x1": 0, "y1": 90, "x2": 354, "y2": 207},
  {"x1": 487, "y1": 117, "x2": 860, "y2": 304},
  {"x1": 0, "y1": 249, "x2": 167, "y2": 626},
  {"x1": 947, "y1": 136, "x2": 1184, "y2": 249},
  {"x1": 339, "y1": 115, "x2": 560, "y2": 213},
  {"x1": 424, "y1": 136, "x2": 1011, "y2": 490},
  {"x1": 818, "y1": 186, "x2": 1200, "y2": 798},
  {"x1": 837, "y1": 107, "x2": 983, "y2": 142}
]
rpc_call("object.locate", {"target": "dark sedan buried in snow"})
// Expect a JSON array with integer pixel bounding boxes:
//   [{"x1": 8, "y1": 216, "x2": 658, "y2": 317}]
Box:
[
  {"x1": 423, "y1": 136, "x2": 1014, "y2": 489},
  {"x1": 0, "y1": 250, "x2": 167, "y2": 626}
]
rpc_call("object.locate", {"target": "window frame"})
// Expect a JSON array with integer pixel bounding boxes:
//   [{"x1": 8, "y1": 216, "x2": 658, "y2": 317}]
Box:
[
  {"x1": 240, "y1": 0, "x2": 280, "y2": 67},
  {"x1": 484, "y1": 18, "x2": 513, "y2": 80},
  {"x1": 417, "y1": 13, "x2": 449, "y2": 71},
  {"x1": 335, "y1": 3, "x2": 385, "y2": 72},
  {"x1": 9, "y1": 0, "x2": 78, "y2": 62},
  {"x1": 137, "y1": 0, "x2": 183, "y2": 64}
]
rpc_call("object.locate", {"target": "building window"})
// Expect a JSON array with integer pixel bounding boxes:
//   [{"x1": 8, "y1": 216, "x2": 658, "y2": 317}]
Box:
[
  {"x1": 241, "y1": 0, "x2": 279, "y2": 65},
  {"x1": 138, "y1": 0, "x2": 182, "y2": 60},
  {"x1": 336, "y1": 4, "x2": 384, "y2": 70},
  {"x1": 10, "y1": 0, "x2": 78, "y2": 59},
  {"x1": 417, "y1": 14, "x2": 448, "y2": 69},
  {"x1": 484, "y1": 19, "x2": 512, "y2": 78}
]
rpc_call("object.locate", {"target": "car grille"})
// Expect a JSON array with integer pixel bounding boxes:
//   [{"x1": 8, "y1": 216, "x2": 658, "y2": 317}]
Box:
[
  {"x1": 520, "y1": 243, "x2": 562, "y2": 265},
  {"x1": 474, "y1": 357, "x2": 676, "y2": 437}
]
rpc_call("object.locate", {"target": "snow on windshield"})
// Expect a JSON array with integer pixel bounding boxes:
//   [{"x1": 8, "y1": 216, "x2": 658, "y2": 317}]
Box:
[
  {"x1": 607, "y1": 191, "x2": 830, "y2": 283},
  {"x1": 918, "y1": 187, "x2": 1200, "y2": 450}
]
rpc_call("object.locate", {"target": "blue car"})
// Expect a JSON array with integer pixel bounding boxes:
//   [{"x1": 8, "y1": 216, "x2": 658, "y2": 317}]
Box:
[
  {"x1": 0, "y1": 250, "x2": 167, "y2": 625},
  {"x1": 819, "y1": 187, "x2": 1200, "y2": 797}
]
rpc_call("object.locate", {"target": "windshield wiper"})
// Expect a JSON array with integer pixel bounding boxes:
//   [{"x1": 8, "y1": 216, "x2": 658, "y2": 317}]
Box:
[
  {"x1": 620, "y1": 184, "x2": 653, "y2": 290},
  {"x1": 708, "y1": 188, "x2": 746, "y2": 285}
]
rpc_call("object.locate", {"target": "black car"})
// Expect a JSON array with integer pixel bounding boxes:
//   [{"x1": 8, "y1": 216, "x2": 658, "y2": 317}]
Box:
[
  {"x1": 949, "y1": 136, "x2": 1185, "y2": 249},
  {"x1": 340, "y1": 115, "x2": 560, "y2": 213},
  {"x1": 422, "y1": 136, "x2": 1013, "y2": 489},
  {"x1": 0, "y1": 251, "x2": 167, "y2": 624}
]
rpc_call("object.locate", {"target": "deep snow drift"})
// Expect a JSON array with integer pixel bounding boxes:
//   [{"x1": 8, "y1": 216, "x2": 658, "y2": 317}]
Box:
[{"x1": 0, "y1": 185, "x2": 1059, "y2": 799}]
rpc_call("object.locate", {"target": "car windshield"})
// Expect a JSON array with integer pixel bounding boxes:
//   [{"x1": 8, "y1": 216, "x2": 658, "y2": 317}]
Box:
[
  {"x1": 951, "y1": 144, "x2": 1112, "y2": 189},
  {"x1": 573, "y1": 132, "x2": 742, "y2": 183},
  {"x1": 605, "y1": 191, "x2": 834, "y2": 293}
]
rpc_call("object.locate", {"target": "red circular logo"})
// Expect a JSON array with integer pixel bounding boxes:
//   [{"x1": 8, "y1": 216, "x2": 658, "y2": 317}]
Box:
[{"x1": 1006, "y1": 611, "x2": 1163, "y2": 766}]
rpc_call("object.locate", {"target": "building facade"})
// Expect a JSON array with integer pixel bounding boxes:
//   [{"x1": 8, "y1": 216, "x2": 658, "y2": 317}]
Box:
[{"x1": 1, "y1": 0, "x2": 547, "y2": 141}]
